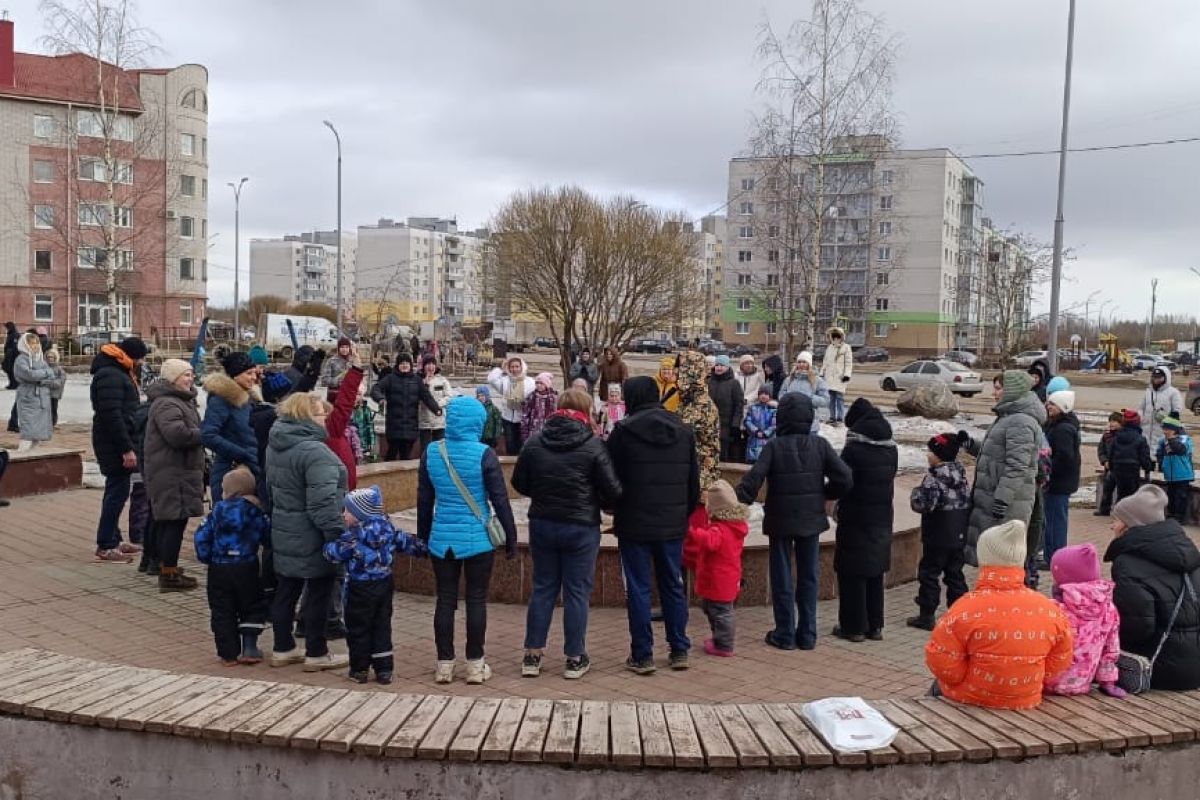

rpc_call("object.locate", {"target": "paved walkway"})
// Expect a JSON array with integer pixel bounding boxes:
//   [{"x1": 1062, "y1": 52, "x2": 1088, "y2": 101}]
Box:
[{"x1": 3, "y1": 486, "x2": 1188, "y2": 706}]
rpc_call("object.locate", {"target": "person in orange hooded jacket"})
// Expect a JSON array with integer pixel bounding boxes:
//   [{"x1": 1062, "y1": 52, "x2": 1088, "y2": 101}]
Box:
[
  {"x1": 684, "y1": 479, "x2": 749, "y2": 657},
  {"x1": 925, "y1": 519, "x2": 1073, "y2": 710}
]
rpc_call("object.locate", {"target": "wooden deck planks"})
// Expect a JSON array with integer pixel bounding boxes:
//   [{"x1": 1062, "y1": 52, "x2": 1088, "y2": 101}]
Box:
[
  {"x1": 951, "y1": 705, "x2": 1052, "y2": 757},
  {"x1": 915, "y1": 699, "x2": 1023, "y2": 759},
  {"x1": 636, "y1": 702, "x2": 674, "y2": 767},
  {"x1": 417, "y1": 696, "x2": 477, "y2": 760},
  {"x1": 1037, "y1": 696, "x2": 1128, "y2": 750},
  {"x1": 608, "y1": 701, "x2": 642, "y2": 767},
  {"x1": 448, "y1": 697, "x2": 502, "y2": 762},
  {"x1": 117, "y1": 675, "x2": 219, "y2": 732},
  {"x1": 351, "y1": 694, "x2": 423, "y2": 757},
  {"x1": 227, "y1": 685, "x2": 324, "y2": 744},
  {"x1": 290, "y1": 691, "x2": 373, "y2": 750},
  {"x1": 1127, "y1": 693, "x2": 1200, "y2": 742},
  {"x1": 174, "y1": 680, "x2": 276, "y2": 738},
  {"x1": 577, "y1": 700, "x2": 611, "y2": 766},
  {"x1": 762, "y1": 703, "x2": 834, "y2": 767},
  {"x1": 880, "y1": 700, "x2": 966, "y2": 762},
  {"x1": 714, "y1": 704, "x2": 770, "y2": 767},
  {"x1": 688, "y1": 703, "x2": 738, "y2": 768},
  {"x1": 480, "y1": 697, "x2": 528, "y2": 762},
  {"x1": 258, "y1": 688, "x2": 351, "y2": 747},
  {"x1": 32, "y1": 668, "x2": 158, "y2": 721},
  {"x1": 0, "y1": 660, "x2": 104, "y2": 713},
  {"x1": 143, "y1": 678, "x2": 250, "y2": 734},
  {"x1": 385, "y1": 694, "x2": 451, "y2": 758},
  {"x1": 321, "y1": 692, "x2": 401, "y2": 753},
  {"x1": 72, "y1": 673, "x2": 183, "y2": 727},
  {"x1": 511, "y1": 698, "x2": 554, "y2": 763},
  {"x1": 542, "y1": 700, "x2": 582, "y2": 764},
  {"x1": 661, "y1": 702, "x2": 705, "y2": 768}
]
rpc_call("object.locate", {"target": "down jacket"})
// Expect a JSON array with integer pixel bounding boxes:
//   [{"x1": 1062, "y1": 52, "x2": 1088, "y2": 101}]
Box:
[
  {"x1": 684, "y1": 505, "x2": 749, "y2": 603},
  {"x1": 1043, "y1": 579, "x2": 1121, "y2": 696},
  {"x1": 925, "y1": 566, "x2": 1074, "y2": 710},
  {"x1": 834, "y1": 401, "x2": 898, "y2": 577},
  {"x1": 371, "y1": 367, "x2": 441, "y2": 442},
  {"x1": 265, "y1": 416, "x2": 348, "y2": 579},
  {"x1": 736, "y1": 394, "x2": 853, "y2": 539},
  {"x1": 89, "y1": 350, "x2": 141, "y2": 475},
  {"x1": 13, "y1": 337, "x2": 55, "y2": 442},
  {"x1": 202, "y1": 373, "x2": 259, "y2": 500},
  {"x1": 965, "y1": 391, "x2": 1046, "y2": 555},
  {"x1": 1138, "y1": 367, "x2": 1183, "y2": 454},
  {"x1": 1044, "y1": 410, "x2": 1082, "y2": 496},
  {"x1": 142, "y1": 381, "x2": 205, "y2": 521},
  {"x1": 325, "y1": 366, "x2": 364, "y2": 489},
  {"x1": 707, "y1": 369, "x2": 745, "y2": 441},
  {"x1": 1105, "y1": 519, "x2": 1200, "y2": 690},
  {"x1": 512, "y1": 413, "x2": 622, "y2": 527}
]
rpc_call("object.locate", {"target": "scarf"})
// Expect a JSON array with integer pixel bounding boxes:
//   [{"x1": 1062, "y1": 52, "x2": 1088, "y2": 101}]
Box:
[
  {"x1": 552, "y1": 408, "x2": 590, "y2": 426},
  {"x1": 505, "y1": 369, "x2": 526, "y2": 411},
  {"x1": 101, "y1": 343, "x2": 139, "y2": 388}
]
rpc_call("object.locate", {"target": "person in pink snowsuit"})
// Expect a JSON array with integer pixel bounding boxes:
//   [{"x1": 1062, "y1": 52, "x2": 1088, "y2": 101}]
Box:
[{"x1": 1044, "y1": 543, "x2": 1125, "y2": 697}]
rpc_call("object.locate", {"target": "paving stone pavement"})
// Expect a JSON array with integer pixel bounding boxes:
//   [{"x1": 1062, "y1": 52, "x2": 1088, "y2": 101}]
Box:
[{"x1": 0, "y1": 486, "x2": 1196, "y2": 705}]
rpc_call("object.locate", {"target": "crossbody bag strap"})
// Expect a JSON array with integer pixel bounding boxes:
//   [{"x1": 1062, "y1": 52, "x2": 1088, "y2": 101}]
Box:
[
  {"x1": 1150, "y1": 574, "x2": 1195, "y2": 666},
  {"x1": 437, "y1": 441, "x2": 487, "y2": 525}
]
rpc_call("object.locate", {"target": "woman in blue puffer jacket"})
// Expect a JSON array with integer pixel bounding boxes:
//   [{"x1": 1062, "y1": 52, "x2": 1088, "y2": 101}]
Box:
[{"x1": 418, "y1": 396, "x2": 518, "y2": 686}]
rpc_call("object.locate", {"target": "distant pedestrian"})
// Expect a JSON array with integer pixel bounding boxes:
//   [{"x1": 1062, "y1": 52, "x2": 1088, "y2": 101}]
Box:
[
  {"x1": 597, "y1": 346, "x2": 628, "y2": 403},
  {"x1": 684, "y1": 480, "x2": 749, "y2": 657},
  {"x1": 13, "y1": 332, "x2": 55, "y2": 451},
  {"x1": 521, "y1": 372, "x2": 557, "y2": 443},
  {"x1": 1108, "y1": 409, "x2": 1154, "y2": 503},
  {"x1": 371, "y1": 353, "x2": 442, "y2": 461},
  {"x1": 779, "y1": 352, "x2": 829, "y2": 432},
  {"x1": 418, "y1": 355, "x2": 454, "y2": 454},
  {"x1": 743, "y1": 385, "x2": 777, "y2": 464},
  {"x1": 1140, "y1": 366, "x2": 1183, "y2": 456},
  {"x1": 486, "y1": 357, "x2": 535, "y2": 455},
  {"x1": 707, "y1": 355, "x2": 744, "y2": 463},
  {"x1": 1042, "y1": 390, "x2": 1081, "y2": 565},
  {"x1": 598, "y1": 383, "x2": 626, "y2": 441},
  {"x1": 655, "y1": 357, "x2": 680, "y2": 412},
  {"x1": 2, "y1": 321, "x2": 18, "y2": 391},
  {"x1": 821, "y1": 327, "x2": 854, "y2": 425},
  {"x1": 760, "y1": 354, "x2": 785, "y2": 400},
  {"x1": 475, "y1": 386, "x2": 503, "y2": 449},
  {"x1": 568, "y1": 348, "x2": 600, "y2": 394},
  {"x1": 320, "y1": 337, "x2": 354, "y2": 401},
  {"x1": 44, "y1": 346, "x2": 65, "y2": 427},
  {"x1": 907, "y1": 431, "x2": 971, "y2": 631},
  {"x1": 1027, "y1": 358, "x2": 1053, "y2": 403},
  {"x1": 1095, "y1": 411, "x2": 1123, "y2": 516},
  {"x1": 1157, "y1": 414, "x2": 1194, "y2": 523}
]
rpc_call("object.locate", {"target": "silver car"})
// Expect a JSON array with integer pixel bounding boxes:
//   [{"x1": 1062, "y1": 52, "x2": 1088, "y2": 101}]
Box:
[{"x1": 880, "y1": 359, "x2": 984, "y2": 397}]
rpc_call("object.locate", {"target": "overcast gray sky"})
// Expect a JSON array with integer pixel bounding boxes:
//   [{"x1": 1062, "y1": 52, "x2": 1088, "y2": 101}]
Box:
[{"x1": 9, "y1": 0, "x2": 1200, "y2": 321}]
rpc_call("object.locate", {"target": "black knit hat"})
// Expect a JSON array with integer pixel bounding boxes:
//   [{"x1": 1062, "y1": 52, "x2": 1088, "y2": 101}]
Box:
[
  {"x1": 928, "y1": 430, "x2": 970, "y2": 462},
  {"x1": 395, "y1": 352, "x2": 413, "y2": 366},
  {"x1": 222, "y1": 351, "x2": 255, "y2": 379},
  {"x1": 117, "y1": 336, "x2": 148, "y2": 360},
  {"x1": 623, "y1": 376, "x2": 661, "y2": 412}
]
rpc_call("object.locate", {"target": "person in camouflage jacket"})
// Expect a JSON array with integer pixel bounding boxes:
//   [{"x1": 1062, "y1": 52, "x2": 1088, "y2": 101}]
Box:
[
  {"x1": 907, "y1": 432, "x2": 973, "y2": 630},
  {"x1": 675, "y1": 351, "x2": 722, "y2": 489}
]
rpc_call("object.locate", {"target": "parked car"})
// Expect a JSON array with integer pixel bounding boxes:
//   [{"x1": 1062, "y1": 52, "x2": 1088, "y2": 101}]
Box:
[
  {"x1": 77, "y1": 331, "x2": 155, "y2": 356},
  {"x1": 942, "y1": 350, "x2": 979, "y2": 367},
  {"x1": 1132, "y1": 353, "x2": 1175, "y2": 371},
  {"x1": 1170, "y1": 351, "x2": 1196, "y2": 367},
  {"x1": 729, "y1": 344, "x2": 762, "y2": 358},
  {"x1": 1013, "y1": 350, "x2": 1048, "y2": 367},
  {"x1": 674, "y1": 337, "x2": 692, "y2": 350},
  {"x1": 854, "y1": 346, "x2": 890, "y2": 363},
  {"x1": 697, "y1": 339, "x2": 728, "y2": 356},
  {"x1": 1188, "y1": 379, "x2": 1200, "y2": 415},
  {"x1": 880, "y1": 359, "x2": 984, "y2": 397},
  {"x1": 631, "y1": 338, "x2": 673, "y2": 354},
  {"x1": 532, "y1": 336, "x2": 559, "y2": 350}
]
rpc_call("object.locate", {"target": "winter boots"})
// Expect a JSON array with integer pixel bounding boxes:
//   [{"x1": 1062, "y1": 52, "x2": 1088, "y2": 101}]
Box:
[
  {"x1": 238, "y1": 633, "x2": 263, "y2": 665},
  {"x1": 158, "y1": 566, "x2": 198, "y2": 592}
]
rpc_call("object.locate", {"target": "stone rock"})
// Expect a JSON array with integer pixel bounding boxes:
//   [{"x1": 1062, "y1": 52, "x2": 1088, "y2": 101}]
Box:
[{"x1": 895, "y1": 383, "x2": 960, "y2": 420}]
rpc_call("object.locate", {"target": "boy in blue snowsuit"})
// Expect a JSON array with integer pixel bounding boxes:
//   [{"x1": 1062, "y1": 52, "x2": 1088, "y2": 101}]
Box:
[
  {"x1": 324, "y1": 485, "x2": 427, "y2": 684},
  {"x1": 1157, "y1": 414, "x2": 1194, "y2": 523}
]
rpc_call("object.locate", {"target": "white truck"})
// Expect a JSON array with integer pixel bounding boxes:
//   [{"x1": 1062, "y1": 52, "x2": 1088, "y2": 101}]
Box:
[{"x1": 257, "y1": 313, "x2": 340, "y2": 360}]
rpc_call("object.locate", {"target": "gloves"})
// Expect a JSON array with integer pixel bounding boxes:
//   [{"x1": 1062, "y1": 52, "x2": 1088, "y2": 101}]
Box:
[
  {"x1": 991, "y1": 499, "x2": 1008, "y2": 520},
  {"x1": 1099, "y1": 681, "x2": 1127, "y2": 699}
]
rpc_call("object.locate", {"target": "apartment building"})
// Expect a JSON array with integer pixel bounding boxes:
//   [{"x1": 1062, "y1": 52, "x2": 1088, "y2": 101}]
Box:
[
  {"x1": 355, "y1": 217, "x2": 486, "y2": 328},
  {"x1": 249, "y1": 230, "x2": 357, "y2": 309},
  {"x1": 0, "y1": 18, "x2": 208, "y2": 337}
]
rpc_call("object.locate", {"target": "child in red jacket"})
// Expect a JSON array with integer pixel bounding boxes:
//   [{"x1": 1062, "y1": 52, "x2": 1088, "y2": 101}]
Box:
[{"x1": 685, "y1": 479, "x2": 750, "y2": 656}]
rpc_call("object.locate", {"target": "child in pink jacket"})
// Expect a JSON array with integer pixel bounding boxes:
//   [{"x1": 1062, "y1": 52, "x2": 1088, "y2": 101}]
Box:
[{"x1": 1044, "y1": 543, "x2": 1125, "y2": 697}]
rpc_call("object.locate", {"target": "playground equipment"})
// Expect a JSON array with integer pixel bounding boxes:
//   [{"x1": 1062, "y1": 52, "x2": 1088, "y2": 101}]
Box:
[{"x1": 1087, "y1": 333, "x2": 1133, "y2": 373}]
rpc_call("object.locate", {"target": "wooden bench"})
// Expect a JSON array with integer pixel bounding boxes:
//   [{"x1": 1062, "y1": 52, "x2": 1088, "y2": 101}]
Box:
[{"x1": 1, "y1": 648, "x2": 1198, "y2": 769}]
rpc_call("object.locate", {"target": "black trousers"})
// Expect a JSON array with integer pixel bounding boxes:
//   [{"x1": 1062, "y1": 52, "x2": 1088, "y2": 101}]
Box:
[
  {"x1": 915, "y1": 544, "x2": 968, "y2": 615},
  {"x1": 502, "y1": 420, "x2": 522, "y2": 456},
  {"x1": 345, "y1": 577, "x2": 395, "y2": 673},
  {"x1": 1114, "y1": 467, "x2": 1142, "y2": 504},
  {"x1": 1166, "y1": 481, "x2": 1192, "y2": 523},
  {"x1": 1098, "y1": 470, "x2": 1117, "y2": 514},
  {"x1": 153, "y1": 518, "x2": 188, "y2": 568},
  {"x1": 208, "y1": 561, "x2": 268, "y2": 661},
  {"x1": 386, "y1": 437, "x2": 415, "y2": 461},
  {"x1": 432, "y1": 551, "x2": 494, "y2": 661},
  {"x1": 272, "y1": 574, "x2": 335, "y2": 658},
  {"x1": 836, "y1": 573, "x2": 884, "y2": 636}
]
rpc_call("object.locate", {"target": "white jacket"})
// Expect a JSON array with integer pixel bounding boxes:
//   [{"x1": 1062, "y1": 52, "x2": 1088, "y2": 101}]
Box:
[
  {"x1": 1138, "y1": 367, "x2": 1183, "y2": 452},
  {"x1": 487, "y1": 364, "x2": 535, "y2": 423},
  {"x1": 821, "y1": 341, "x2": 853, "y2": 387},
  {"x1": 419, "y1": 374, "x2": 454, "y2": 430},
  {"x1": 737, "y1": 369, "x2": 764, "y2": 418}
]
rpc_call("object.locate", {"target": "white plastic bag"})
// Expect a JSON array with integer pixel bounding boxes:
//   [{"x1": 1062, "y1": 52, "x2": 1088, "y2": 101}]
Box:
[{"x1": 800, "y1": 696, "x2": 898, "y2": 752}]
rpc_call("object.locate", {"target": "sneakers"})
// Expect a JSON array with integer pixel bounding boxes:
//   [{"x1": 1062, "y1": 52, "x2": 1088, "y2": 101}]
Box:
[
  {"x1": 117, "y1": 542, "x2": 142, "y2": 555},
  {"x1": 435, "y1": 660, "x2": 456, "y2": 684},
  {"x1": 270, "y1": 648, "x2": 305, "y2": 668},
  {"x1": 521, "y1": 653, "x2": 542, "y2": 678},
  {"x1": 625, "y1": 656, "x2": 656, "y2": 675},
  {"x1": 303, "y1": 652, "x2": 350, "y2": 672},
  {"x1": 905, "y1": 614, "x2": 936, "y2": 631},
  {"x1": 703, "y1": 639, "x2": 734, "y2": 657},
  {"x1": 238, "y1": 634, "x2": 263, "y2": 665},
  {"x1": 564, "y1": 655, "x2": 591, "y2": 680},
  {"x1": 94, "y1": 548, "x2": 132, "y2": 563},
  {"x1": 831, "y1": 626, "x2": 865, "y2": 644},
  {"x1": 668, "y1": 651, "x2": 689, "y2": 670},
  {"x1": 158, "y1": 568, "x2": 199, "y2": 592},
  {"x1": 465, "y1": 659, "x2": 492, "y2": 685},
  {"x1": 866, "y1": 629, "x2": 883, "y2": 642},
  {"x1": 376, "y1": 671, "x2": 393, "y2": 685},
  {"x1": 764, "y1": 631, "x2": 797, "y2": 651},
  {"x1": 348, "y1": 670, "x2": 370, "y2": 684}
]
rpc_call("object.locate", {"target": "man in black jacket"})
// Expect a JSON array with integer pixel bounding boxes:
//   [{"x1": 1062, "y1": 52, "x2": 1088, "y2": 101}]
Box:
[
  {"x1": 1043, "y1": 390, "x2": 1081, "y2": 565},
  {"x1": 606, "y1": 376, "x2": 699, "y2": 674},
  {"x1": 737, "y1": 394, "x2": 852, "y2": 650},
  {"x1": 707, "y1": 355, "x2": 744, "y2": 463},
  {"x1": 370, "y1": 353, "x2": 441, "y2": 461},
  {"x1": 2, "y1": 321, "x2": 18, "y2": 391}
]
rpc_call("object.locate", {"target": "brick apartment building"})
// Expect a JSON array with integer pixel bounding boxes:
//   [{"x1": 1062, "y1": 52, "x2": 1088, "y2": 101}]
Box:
[{"x1": 0, "y1": 18, "x2": 208, "y2": 342}]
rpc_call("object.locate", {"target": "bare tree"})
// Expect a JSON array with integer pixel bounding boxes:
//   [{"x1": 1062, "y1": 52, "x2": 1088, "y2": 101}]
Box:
[
  {"x1": 290, "y1": 301, "x2": 338, "y2": 322},
  {"x1": 244, "y1": 294, "x2": 290, "y2": 324},
  {"x1": 491, "y1": 186, "x2": 703, "y2": 376},
  {"x1": 743, "y1": 0, "x2": 900, "y2": 357},
  {"x1": 956, "y1": 229, "x2": 1055, "y2": 361}
]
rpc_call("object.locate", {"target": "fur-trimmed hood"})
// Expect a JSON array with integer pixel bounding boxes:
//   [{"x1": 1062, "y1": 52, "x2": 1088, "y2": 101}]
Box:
[{"x1": 203, "y1": 372, "x2": 251, "y2": 408}]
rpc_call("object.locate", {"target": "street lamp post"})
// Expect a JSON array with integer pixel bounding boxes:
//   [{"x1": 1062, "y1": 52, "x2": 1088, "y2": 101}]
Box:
[
  {"x1": 323, "y1": 120, "x2": 343, "y2": 334},
  {"x1": 228, "y1": 177, "x2": 249, "y2": 350},
  {"x1": 1046, "y1": 0, "x2": 1077, "y2": 374}
]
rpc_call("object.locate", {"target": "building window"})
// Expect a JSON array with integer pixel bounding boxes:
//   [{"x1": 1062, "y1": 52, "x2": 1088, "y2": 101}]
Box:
[
  {"x1": 767, "y1": 224, "x2": 780, "y2": 238},
  {"x1": 33, "y1": 114, "x2": 56, "y2": 138},
  {"x1": 736, "y1": 274, "x2": 752, "y2": 287},
  {"x1": 180, "y1": 89, "x2": 207, "y2": 111},
  {"x1": 180, "y1": 133, "x2": 196, "y2": 156},
  {"x1": 768, "y1": 250, "x2": 779, "y2": 263},
  {"x1": 180, "y1": 216, "x2": 194, "y2": 238},
  {"x1": 878, "y1": 221, "x2": 892, "y2": 236},
  {"x1": 876, "y1": 272, "x2": 889, "y2": 286},
  {"x1": 877, "y1": 246, "x2": 891, "y2": 262},
  {"x1": 201, "y1": 259, "x2": 208, "y2": 280},
  {"x1": 202, "y1": 138, "x2": 207, "y2": 159},
  {"x1": 33, "y1": 205, "x2": 54, "y2": 229},
  {"x1": 874, "y1": 322, "x2": 889, "y2": 338},
  {"x1": 201, "y1": 178, "x2": 208, "y2": 199},
  {"x1": 735, "y1": 322, "x2": 750, "y2": 335},
  {"x1": 740, "y1": 178, "x2": 755, "y2": 191},
  {"x1": 180, "y1": 299, "x2": 194, "y2": 325},
  {"x1": 768, "y1": 201, "x2": 780, "y2": 215},
  {"x1": 880, "y1": 169, "x2": 894, "y2": 185},
  {"x1": 739, "y1": 201, "x2": 754, "y2": 215},
  {"x1": 78, "y1": 247, "x2": 133, "y2": 270},
  {"x1": 32, "y1": 160, "x2": 54, "y2": 183},
  {"x1": 875, "y1": 298, "x2": 889, "y2": 311},
  {"x1": 78, "y1": 293, "x2": 131, "y2": 330},
  {"x1": 738, "y1": 250, "x2": 752, "y2": 263},
  {"x1": 180, "y1": 175, "x2": 196, "y2": 197},
  {"x1": 180, "y1": 258, "x2": 195, "y2": 280},
  {"x1": 33, "y1": 295, "x2": 53, "y2": 322},
  {"x1": 78, "y1": 203, "x2": 132, "y2": 228},
  {"x1": 879, "y1": 195, "x2": 893, "y2": 211},
  {"x1": 78, "y1": 159, "x2": 133, "y2": 184},
  {"x1": 736, "y1": 298, "x2": 751, "y2": 311},
  {"x1": 77, "y1": 111, "x2": 133, "y2": 141},
  {"x1": 765, "y1": 322, "x2": 778, "y2": 335},
  {"x1": 738, "y1": 225, "x2": 752, "y2": 239},
  {"x1": 766, "y1": 273, "x2": 779, "y2": 286}
]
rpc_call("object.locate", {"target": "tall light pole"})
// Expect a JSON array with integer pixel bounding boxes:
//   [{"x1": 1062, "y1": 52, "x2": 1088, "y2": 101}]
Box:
[
  {"x1": 323, "y1": 120, "x2": 343, "y2": 334},
  {"x1": 228, "y1": 177, "x2": 249, "y2": 350},
  {"x1": 1045, "y1": 0, "x2": 1077, "y2": 374}
]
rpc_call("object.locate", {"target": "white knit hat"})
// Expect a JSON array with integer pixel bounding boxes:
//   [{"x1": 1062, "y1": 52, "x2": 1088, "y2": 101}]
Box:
[
  {"x1": 976, "y1": 519, "x2": 1027, "y2": 567},
  {"x1": 1047, "y1": 390, "x2": 1076, "y2": 414},
  {"x1": 159, "y1": 358, "x2": 193, "y2": 386},
  {"x1": 796, "y1": 350, "x2": 814, "y2": 365}
]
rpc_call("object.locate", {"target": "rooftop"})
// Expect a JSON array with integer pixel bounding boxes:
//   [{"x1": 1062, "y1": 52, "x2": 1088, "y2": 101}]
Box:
[{"x1": 2, "y1": 51, "x2": 144, "y2": 111}]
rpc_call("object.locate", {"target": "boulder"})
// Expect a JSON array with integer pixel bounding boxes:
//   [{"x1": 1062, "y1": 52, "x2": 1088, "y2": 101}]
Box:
[{"x1": 896, "y1": 383, "x2": 959, "y2": 420}]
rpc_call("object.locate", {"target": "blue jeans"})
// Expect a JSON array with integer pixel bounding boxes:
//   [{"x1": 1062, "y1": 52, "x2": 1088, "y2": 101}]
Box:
[
  {"x1": 96, "y1": 471, "x2": 131, "y2": 551},
  {"x1": 768, "y1": 535, "x2": 821, "y2": 647},
  {"x1": 620, "y1": 538, "x2": 689, "y2": 660},
  {"x1": 828, "y1": 390, "x2": 845, "y2": 423},
  {"x1": 1043, "y1": 493, "x2": 1070, "y2": 564},
  {"x1": 524, "y1": 519, "x2": 601, "y2": 657}
]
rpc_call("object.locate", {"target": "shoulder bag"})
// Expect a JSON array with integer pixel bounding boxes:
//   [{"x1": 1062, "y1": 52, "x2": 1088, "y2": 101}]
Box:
[
  {"x1": 1116, "y1": 573, "x2": 1195, "y2": 694},
  {"x1": 437, "y1": 441, "x2": 506, "y2": 550}
]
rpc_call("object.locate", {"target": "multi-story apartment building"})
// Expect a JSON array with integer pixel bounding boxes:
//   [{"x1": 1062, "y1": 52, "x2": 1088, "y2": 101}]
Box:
[
  {"x1": 0, "y1": 18, "x2": 208, "y2": 337},
  {"x1": 249, "y1": 230, "x2": 357, "y2": 309},
  {"x1": 698, "y1": 215, "x2": 725, "y2": 338},
  {"x1": 355, "y1": 217, "x2": 486, "y2": 329}
]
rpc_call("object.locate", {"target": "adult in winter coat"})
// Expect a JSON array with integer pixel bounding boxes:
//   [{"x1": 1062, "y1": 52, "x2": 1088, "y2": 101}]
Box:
[
  {"x1": 265, "y1": 391, "x2": 350, "y2": 672},
  {"x1": 1027, "y1": 358, "x2": 1053, "y2": 403},
  {"x1": 90, "y1": 338, "x2": 149, "y2": 563},
  {"x1": 320, "y1": 337, "x2": 354, "y2": 397},
  {"x1": 707, "y1": 356, "x2": 744, "y2": 463},
  {"x1": 761, "y1": 354, "x2": 785, "y2": 400},
  {"x1": 655, "y1": 357, "x2": 680, "y2": 412},
  {"x1": 568, "y1": 349, "x2": 600, "y2": 394},
  {"x1": 371, "y1": 353, "x2": 441, "y2": 461},
  {"x1": 487, "y1": 357, "x2": 535, "y2": 455},
  {"x1": 1043, "y1": 390, "x2": 1082, "y2": 564},
  {"x1": 324, "y1": 360, "x2": 365, "y2": 488},
  {"x1": 736, "y1": 394, "x2": 853, "y2": 650},
  {"x1": 13, "y1": 332, "x2": 55, "y2": 449},
  {"x1": 735, "y1": 355, "x2": 765, "y2": 402},
  {"x1": 963, "y1": 371, "x2": 1046, "y2": 566},
  {"x1": 418, "y1": 355, "x2": 454, "y2": 454},
  {"x1": 820, "y1": 327, "x2": 854, "y2": 424},
  {"x1": 202, "y1": 352, "x2": 261, "y2": 502},
  {"x1": 597, "y1": 347, "x2": 629, "y2": 404},
  {"x1": 1105, "y1": 485, "x2": 1200, "y2": 690},
  {"x1": 143, "y1": 359, "x2": 206, "y2": 592},
  {"x1": 418, "y1": 396, "x2": 519, "y2": 685},
  {"x1": 1138, "y1": 366, "x2": 1183, "y2": 455},
  {"x1": 2, "y1": 321, "x2": 18, "y2": 390},
  {"x1": 779, "y1": 351, "x2": 830, "y2": 433},
  {"x1": 513, "y1": 388, "x2": 622, "y2": 679},
  {"x1": 606, "y1": 376, "x2": 699, "y2": 673},
  {"x1": 675, "y1": 351, "x2": 722, "y2": 489},
  {"x1": 521, "y1": 372, "x2": 558, "y2": 444},
  {"x1": 833, "y1": 399, "x2": 898, "y2": 642}
]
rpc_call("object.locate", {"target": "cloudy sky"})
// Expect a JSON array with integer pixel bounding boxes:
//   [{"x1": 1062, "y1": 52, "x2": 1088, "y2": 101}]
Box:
[{"x1": 9, "y1": 0, "x2": 1200, "y2": 320}]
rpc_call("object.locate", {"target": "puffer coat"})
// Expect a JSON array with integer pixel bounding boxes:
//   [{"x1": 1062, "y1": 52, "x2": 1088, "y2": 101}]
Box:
[
  {"x1": 965, "y1": 391, "x2": 1046, "y2": 553},
  {"x1": 142, "y1": 381, "x2": 205, "y2": 520},
  {"x1": 1044, "y1": 411, "x2": 1082, "y2": 496},
  {"x1": 512, "y1": 412, "x2": 622, "y2": 527},
  {"x1": 13, "y1": 337, "x2": 55, "y2": 442},
  {"x1": 371, "y1": 367, "x2": 441, "y2": 441},
  {"x1": 265, "y1": 416, "x2": 348, "y2": 579},
  {"x1": 834, "y1": 402, "x2": 898, "y2": 577},
  {"x1": 201, "y1": 373, "x2": 259, "y2": 499},
  {"x1": 707, "y1": 369, "x2": 745, "y2": 442},
  {"x1": 89, "y1": 350, "x2": 140, "y2": 475}
]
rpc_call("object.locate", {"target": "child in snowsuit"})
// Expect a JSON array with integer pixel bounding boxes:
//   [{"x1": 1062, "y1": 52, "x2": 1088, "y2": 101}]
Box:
[
  {"x1": 44, "y1": 346, "x2": 66, "y2": 427},
  {"x1": 907, "y1": 431, "x2": 972, "y2": 631},
  {"x1": 476, "y1": 386, "x2": 503, "y2": 449},
  {"x1": 743, "y1": 385, "x2": 777, "y2": 464},
  {"x1": 194, "y1": 467, "x2": 271, "y2": 665},
  {"x1": 351, "y1": 393, "x2": 378, "y2": 462},
  {"x1": 1157, "y1": 414, "x2": 1194, "y2": 523},
  {"x1": 1109, "y1": 409, "x2": 1154, "y2": 502},
  {"x1": 522, "y1": 372, "x2": 558, "y2": 443},
  {"x1": 684, "y1": 480, "x2": 749, "y2": 657},
  {"x1": 1043, "y1": 543, "x2": 1124, "y2": 697},
  {"x1": 1095, "y1": 411, "x2": 1122, "y2": 516},
  {"x1": 599, "y1": 383, "x2": 626, "y2": 441},
  {"x1": 323, "y1": 485, "x2": 428, "y2": 684}
]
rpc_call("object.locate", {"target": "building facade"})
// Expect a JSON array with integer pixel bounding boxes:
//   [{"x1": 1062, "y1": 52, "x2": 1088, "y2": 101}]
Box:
[
  {"x1": 249, "y1": 231, "x2": 357, "y2": 309},
  {"x1": 0, "y1": 18, "x2": 208, "y2": 339}
]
